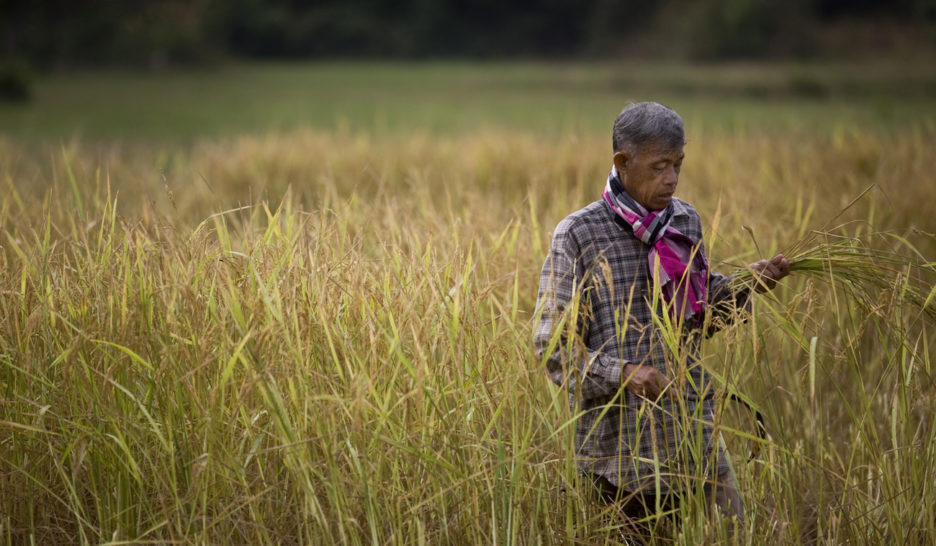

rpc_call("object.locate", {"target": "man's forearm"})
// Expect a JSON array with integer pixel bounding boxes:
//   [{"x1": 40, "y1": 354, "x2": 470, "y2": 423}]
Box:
[{"x1": 539, "y1": 341, "x2": 625, "y2": 400}]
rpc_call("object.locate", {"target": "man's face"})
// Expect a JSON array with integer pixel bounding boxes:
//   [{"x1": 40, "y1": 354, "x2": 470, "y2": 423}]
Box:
[{"x1": 614, "y1": 143, "x2": 684, "y2": 211}]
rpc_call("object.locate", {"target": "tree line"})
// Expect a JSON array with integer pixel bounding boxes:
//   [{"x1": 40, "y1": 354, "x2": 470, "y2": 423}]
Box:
[{"x1": 2, "y1": 0, "x2": 934, "y2": 68}]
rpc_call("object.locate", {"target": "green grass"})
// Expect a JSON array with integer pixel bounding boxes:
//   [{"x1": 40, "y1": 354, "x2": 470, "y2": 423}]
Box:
[
  {"x1": 2, "y1": 61, "x2": 935, "y2": 143},
  {"x1": 0, "y1": 62, "x2": 934, "y2": 544}
]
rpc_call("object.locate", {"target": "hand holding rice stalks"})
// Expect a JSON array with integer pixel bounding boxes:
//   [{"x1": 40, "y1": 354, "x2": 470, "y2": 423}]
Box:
[
  {"x1": 730, "y1": 194, "x2": 936, "y2": 323},
  {"x1": 714, "y1": 186, "x2": 934, "y2": 464}
]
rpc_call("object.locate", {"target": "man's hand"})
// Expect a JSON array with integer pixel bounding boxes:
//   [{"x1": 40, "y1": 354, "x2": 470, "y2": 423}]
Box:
[
  {"x1": 747, "y1": 253, "x2": 790, "y2": 293},
  {"x1": 622, "y1": 363, "x2": 673, "y2": 400}
]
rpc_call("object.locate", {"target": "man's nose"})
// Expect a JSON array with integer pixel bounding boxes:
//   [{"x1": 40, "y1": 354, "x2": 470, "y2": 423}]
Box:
[{"x1": 665, "y1": 166, "x2": 678, "y2": 186}]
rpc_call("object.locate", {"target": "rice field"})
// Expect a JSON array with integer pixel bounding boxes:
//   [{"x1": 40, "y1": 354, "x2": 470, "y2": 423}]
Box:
[{"x1": 0, "y1": 62, "x2": 934, "y2": 544}]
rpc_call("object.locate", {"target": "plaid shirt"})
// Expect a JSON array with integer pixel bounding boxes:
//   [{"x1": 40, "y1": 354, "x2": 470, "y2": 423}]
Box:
[{"x1": 534, "y1": 198, "x2": 746, "y2": 493}]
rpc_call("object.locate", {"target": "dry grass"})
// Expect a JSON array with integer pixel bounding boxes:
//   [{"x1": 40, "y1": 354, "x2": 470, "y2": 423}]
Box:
[{"x1": 0, "y1": 126, "x2": 933, "y2": 544}]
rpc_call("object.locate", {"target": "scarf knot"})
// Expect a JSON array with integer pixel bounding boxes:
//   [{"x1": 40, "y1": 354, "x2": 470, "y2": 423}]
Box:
[{"x1": 602, "y1": 167, "x2": 709, "y2": 325}]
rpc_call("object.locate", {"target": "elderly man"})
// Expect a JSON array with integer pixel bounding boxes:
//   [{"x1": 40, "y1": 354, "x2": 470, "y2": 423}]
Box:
[{"x1": 534, "y1": 102, "x2": 788, "y2": 525}]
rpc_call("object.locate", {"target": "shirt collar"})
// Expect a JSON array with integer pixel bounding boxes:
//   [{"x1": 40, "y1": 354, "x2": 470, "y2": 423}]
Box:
[{"x1": 669, "y1": 196, "x2": 691, "y2": 217}]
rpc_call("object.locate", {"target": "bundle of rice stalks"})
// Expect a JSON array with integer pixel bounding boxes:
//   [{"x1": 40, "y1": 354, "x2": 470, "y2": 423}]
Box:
[{"x1": 730, "y1": 185, "x2": 936, "y2": 323}]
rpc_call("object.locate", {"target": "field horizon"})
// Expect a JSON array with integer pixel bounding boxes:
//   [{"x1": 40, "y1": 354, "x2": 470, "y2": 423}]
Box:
[{"x1": 3, "y1": 60, "x2": 935, "y2": 144}]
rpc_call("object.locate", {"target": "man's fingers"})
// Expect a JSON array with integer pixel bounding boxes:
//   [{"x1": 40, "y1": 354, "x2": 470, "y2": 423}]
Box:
[
  {"x1": 749, "y1": 255, "x2": 791, "y2": 293},
  {"x1": 753, "y1": 255, "x2": 790, "y2": 279},
  {"x1": 769, "y1": 254, "x2": 790, "y2": 278},
  {"x1": 625, "y1": 366, "x2": 673, "y2": 400},
  {"x1": 764, "y1": 263, "x2": 781, "y2": 280}
]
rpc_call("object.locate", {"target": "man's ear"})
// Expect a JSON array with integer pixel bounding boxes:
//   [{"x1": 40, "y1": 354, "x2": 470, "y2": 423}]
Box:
[{"x1": 613, "y1": 150, "x2": 629, "y2": 174}]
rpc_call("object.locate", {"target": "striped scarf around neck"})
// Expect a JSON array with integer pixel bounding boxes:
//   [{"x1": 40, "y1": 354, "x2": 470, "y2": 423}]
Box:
[{"x1": 602, "y1": 166, "x2": 709, "y2": 325}]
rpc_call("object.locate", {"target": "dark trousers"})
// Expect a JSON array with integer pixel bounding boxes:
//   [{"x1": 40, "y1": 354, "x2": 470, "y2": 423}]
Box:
[
  {"x1": 590, "y1": 474, "x2": 680, "y2": 519},
  {"x1": 591, "y1": 472, "x2": 745, "y2": 519}
]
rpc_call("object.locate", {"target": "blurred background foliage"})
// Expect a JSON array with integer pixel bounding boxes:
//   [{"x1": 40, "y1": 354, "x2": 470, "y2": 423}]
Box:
[{"x1": 2, "y1": 0, "x2": 934, "y2": 70}]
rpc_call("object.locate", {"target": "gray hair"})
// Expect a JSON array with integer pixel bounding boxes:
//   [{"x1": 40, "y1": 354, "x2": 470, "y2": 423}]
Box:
[{"x1": 612, "y1": 102, "x2": 685, "y2": 154}]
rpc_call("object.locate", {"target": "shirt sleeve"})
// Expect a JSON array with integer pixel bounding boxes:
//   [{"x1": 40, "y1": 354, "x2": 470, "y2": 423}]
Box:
[
  {"x1": 687, "y1": 214, "x2": 752, "y2": 335},
  {"x1": 706, "y1": 270, "x2": 752, "y2": 336},
  {"x1": 533, "y1": 220, "x2": 624, "y2": 400}
]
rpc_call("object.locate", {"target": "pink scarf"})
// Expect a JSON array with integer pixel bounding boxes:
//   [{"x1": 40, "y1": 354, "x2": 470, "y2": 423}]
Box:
[{"x1": 602, "y1": 167, "x2": 709, "y2": 325}]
